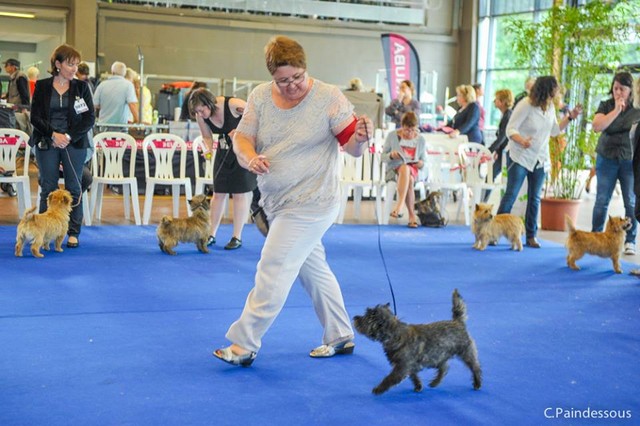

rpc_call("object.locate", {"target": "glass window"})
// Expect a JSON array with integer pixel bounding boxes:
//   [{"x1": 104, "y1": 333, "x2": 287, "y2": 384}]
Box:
[{"x1": 490, "y1": 14, "x2": 532, "y2": 69}]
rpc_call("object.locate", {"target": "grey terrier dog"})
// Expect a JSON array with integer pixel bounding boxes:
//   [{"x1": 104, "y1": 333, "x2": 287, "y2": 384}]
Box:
[{"x1": 353, "y1": 289, "x2": 482, "y2": 395}]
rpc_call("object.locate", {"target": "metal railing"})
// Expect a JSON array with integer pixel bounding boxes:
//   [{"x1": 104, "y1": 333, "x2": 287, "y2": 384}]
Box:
[{"x1": 104, "y1": 0, "x2": 438, "y2": 26}]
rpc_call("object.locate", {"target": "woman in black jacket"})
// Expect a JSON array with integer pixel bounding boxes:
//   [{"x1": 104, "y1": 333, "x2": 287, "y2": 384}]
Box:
[
  {"x1": 449, "y1": 84, "x2": 483, "y2": 144},
  {"x1": 31, "y1": 44, "x2": 95, "y2": 248},
  {"x1": 488, "y1": 89, "x2": 514, "y2": 181}
]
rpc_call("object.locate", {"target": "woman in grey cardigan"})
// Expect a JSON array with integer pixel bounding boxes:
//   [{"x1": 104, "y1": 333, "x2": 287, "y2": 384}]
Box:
[{"x1": 381, "y1": 111, "x2": 426, "y2": 227}]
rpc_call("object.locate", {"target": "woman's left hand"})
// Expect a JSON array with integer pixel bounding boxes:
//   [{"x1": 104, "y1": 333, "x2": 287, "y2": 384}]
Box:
[
  {"x1": 449, "y1": 130, "x2": 460, "y2": 138},
  {"x1": 355, "y1": 115, "x2": 373, "y2": 143},
  {"x1": 569, "y1": 104, "x2": 583, "y2": 120}
]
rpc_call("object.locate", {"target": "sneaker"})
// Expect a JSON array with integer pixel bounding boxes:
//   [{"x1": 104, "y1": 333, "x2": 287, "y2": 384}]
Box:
[
  {"x1": 624, "y1": 242, "x2": 636, "y2": 255},
  {"x1": 206, "y1": 235, "x2": 216, "y2": 246}
]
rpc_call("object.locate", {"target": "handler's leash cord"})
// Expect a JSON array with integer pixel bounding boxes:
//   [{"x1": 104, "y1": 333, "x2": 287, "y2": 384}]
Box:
[
  {"x1": 362, "y1": 118, "x2": 397, "y2": 316},
  {"x1": 63, "y1": 147, "x2": 83, "y2": 208}
]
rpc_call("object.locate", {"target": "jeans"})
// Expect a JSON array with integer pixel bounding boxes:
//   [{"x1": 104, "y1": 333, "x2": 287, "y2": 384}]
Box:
[
  {"x1": 591, "y1": 155, "x2": 636, "y2": 243},
  {"x1": 497, "y1": 156, "x2": 546, "y2": 239},
  {"x1": 36, "y1": 145, "x2": 88, "y2": 238}
]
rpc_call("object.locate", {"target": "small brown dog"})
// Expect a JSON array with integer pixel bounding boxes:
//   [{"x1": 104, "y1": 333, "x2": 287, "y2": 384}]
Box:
[
  {"x1": 565, "y1": 215, "x2": 631, "y2": 273},
  {"x1": 471, "y1": 203, "x2": 524, "y2": 251},
  {"x1": 157, "y1": 194, "x2": 211, "y2": 255},
  {"x1": 15, "y1": 189, "x2": 73, "y2": 258}
]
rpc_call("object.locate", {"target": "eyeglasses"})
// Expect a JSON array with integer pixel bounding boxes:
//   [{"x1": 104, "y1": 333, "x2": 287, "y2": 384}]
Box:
[{"x1": 274, "y1": 73, "x2": 306, "y2": 88}]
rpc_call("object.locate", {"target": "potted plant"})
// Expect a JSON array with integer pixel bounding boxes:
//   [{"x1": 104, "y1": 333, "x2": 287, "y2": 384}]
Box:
[{"x1": 506, "y1": 0, "x2": 639, "y2": 230}]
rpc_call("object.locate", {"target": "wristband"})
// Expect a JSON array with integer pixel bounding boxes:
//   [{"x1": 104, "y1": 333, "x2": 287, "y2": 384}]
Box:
[{"x1": 568, "y1": 115, "x2": 574, "y2": 121}]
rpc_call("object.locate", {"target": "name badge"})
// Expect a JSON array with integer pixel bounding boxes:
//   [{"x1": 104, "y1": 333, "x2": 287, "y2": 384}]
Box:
[{"x1": 74, "y1": 97, "x2": 89, "y2": 114}]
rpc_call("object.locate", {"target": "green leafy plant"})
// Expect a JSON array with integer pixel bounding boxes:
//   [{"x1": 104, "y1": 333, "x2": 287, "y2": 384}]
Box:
[{"x1": 506, "y1": 0, "x2": 639, "y2": 199}]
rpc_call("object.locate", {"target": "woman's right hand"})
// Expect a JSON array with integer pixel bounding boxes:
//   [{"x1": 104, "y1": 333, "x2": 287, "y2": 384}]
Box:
[
  {"x1": 248, "y1": 155, "x2": 270, "y2": 175},
  {"x1": 520, "y1": 136, "x2": 533, "y2": 149},
  {"x1": 52, "y1": 132, "x2": 70, "y2": 149},
  {"x1": 390, "y1": 151, "x2": 401, "y2": 160}
]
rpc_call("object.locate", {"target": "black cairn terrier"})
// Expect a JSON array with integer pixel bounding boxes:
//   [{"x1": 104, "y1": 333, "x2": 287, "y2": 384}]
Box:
[{"x1": 353, "y1": 289, "x2": 482, "y2": 395}]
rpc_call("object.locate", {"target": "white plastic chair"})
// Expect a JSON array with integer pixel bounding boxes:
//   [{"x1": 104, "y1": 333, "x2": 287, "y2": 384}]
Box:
[
  {"x1": 91, "y1": 132, "x2": 141, "y2": 225},
  {"x1": 142, "y1": 133, "x2": 193, "y2": 225},
  {"x1": 192, "y1": 135, "x2": 214, "y2": 196},
  {"x1": 424, "y1": 142, "x2": 471, "y2": 226},
  {"x1": 336, "y1": 148, "x2": 384, "y2": 224},
  {"x1": 0, "y1": 128, "x2": 31, "y2": 217},
  {"x1": 458, "y1": 142, "x2": 503, "y2": 208}
]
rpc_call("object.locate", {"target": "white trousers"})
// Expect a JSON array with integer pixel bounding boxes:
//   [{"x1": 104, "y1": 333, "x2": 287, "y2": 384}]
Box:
[{"x1": 226, "y1": 204, "x2": 353, "y2": 352}]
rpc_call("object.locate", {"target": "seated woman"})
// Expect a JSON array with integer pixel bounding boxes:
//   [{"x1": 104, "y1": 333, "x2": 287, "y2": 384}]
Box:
[
  {"x1": 381, "y1": 111, "x2": 426, "y2": 228},
  {"x1": 449, "y1": 84, "x2": 483, "y2": 144}
]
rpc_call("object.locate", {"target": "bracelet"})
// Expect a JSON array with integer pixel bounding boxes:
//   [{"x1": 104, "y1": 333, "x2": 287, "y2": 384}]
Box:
[{"x1": 568, "y1": 115, "x2": 574, "y2": 121}]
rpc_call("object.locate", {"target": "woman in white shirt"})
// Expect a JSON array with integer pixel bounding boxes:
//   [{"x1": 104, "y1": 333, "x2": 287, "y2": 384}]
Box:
[{"x1": 497, "y1": 76, "x2": 582, "y2": 248}]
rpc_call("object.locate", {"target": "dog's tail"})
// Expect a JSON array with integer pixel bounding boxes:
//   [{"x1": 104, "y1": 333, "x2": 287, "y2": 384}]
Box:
[
  {"x1": 452, "y1": 289, "x2": 467, "y2": 323},
  {"x1": 565, "y1": 214, "x2": 576, "y2": 234},
  {"x1": 21, "y1": 206, "x2": 37, "y2": 221}
]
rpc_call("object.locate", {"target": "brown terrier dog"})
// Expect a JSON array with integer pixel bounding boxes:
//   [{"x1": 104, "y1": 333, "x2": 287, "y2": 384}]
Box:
[
  {"x1": 157, "y1": 194, "x2": 211, "y2": 255},
  {"x1": 15, "y1": 189, "x2": 73, "y2": 258},
  {"x1": 565, "y1": 215, "x2": 631, "y2": 273},
  {"x1": 471, "y1": 203, "x2": 524, "y2": 251}
]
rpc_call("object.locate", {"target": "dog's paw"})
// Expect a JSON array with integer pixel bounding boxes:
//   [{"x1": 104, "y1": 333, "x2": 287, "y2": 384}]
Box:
[
  {"x1": 372, "y1": 386, "x2": 386, "y2": 395},
  {"x1": 413, "y1": 384, "x2": 423, "y2": 392}
]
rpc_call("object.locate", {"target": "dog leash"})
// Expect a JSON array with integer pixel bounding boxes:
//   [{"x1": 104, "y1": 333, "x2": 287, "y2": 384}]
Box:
[
  {"x1": 63, "y1": 147, "x2": 83, "y2": 208},
  {"x1": 362, "y1": 118, "x2": 397, "y2": 316},
  {"x1": 211, "y1": 134, "x2": 233, "y2": 189}
]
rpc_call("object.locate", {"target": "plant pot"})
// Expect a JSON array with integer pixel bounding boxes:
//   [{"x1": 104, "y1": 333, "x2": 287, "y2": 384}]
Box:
[{"x1": 540, "y1": 197, "x2": 582, "y2": 231}]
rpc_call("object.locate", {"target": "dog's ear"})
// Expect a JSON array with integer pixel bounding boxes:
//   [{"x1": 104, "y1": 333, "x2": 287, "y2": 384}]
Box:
[{"x1": 475, "y1": 204, "x2": 480, "y2": 211}]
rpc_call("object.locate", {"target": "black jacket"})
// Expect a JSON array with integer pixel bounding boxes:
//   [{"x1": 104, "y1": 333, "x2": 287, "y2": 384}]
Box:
[
  {"x1": 30, "y1": 77, "x2": 95, "y2": 148},
  {"x1": 488, "y1": 109, "x2": 512, "y2": 154}
]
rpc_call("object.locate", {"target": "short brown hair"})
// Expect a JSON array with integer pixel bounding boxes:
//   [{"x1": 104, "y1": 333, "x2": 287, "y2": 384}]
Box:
[
  {"x1": 400, "y1": 111, "x2": 419, "y2": 128},
  {"x1": 264, "y1": 36, "x2": 306, "y2": 75},
  {"x1": 188, "y1": 88, "x2": 218, "y2": 118},
  {"x1": 494, "y1": 89, "x2": 514, "y2": 109},
  {"x1": 76, "y1": 62, "x2": 90, "y2": 76},
  {"x1": 50, "y1": 44, "x2": 81, "y2": 76}
]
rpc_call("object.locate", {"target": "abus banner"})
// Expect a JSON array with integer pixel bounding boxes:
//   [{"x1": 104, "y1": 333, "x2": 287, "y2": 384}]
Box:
[{"x1": 380, "y1": 33, "x2": 421, "y2": 100}]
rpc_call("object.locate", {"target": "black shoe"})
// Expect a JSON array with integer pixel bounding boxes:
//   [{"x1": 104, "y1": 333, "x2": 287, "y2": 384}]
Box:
[
  {"x1": 66, "y1": 237, "x2": 79, "y2": 248},
  {"x1": 526, "y1": 237, "x2": 541, "y2": 248},
  {"x1": 224, "y1": 237, "x2": 242, "y2": 250},
  {"x1": 206, "y1": 235, "x2": 216, "y2": 246}
]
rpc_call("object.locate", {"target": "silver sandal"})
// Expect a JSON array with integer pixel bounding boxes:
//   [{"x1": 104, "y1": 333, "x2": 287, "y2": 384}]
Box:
[
  {"x1": 213, "y1": 346, "x2": 257, "y2": 367},
  {"x1": 309, "y1": 341, "x2": 355, "y2": 358}
]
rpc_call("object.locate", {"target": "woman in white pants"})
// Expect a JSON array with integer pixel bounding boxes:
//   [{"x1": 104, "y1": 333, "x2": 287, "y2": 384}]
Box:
[{"x1": 213, "y1": 35, "x2": 373, "y2": 366}]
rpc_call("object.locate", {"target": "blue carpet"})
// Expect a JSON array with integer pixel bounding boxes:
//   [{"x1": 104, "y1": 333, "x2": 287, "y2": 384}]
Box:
[{"x1": 1, "y1": 224, "x2": 639, "y2": 425}]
